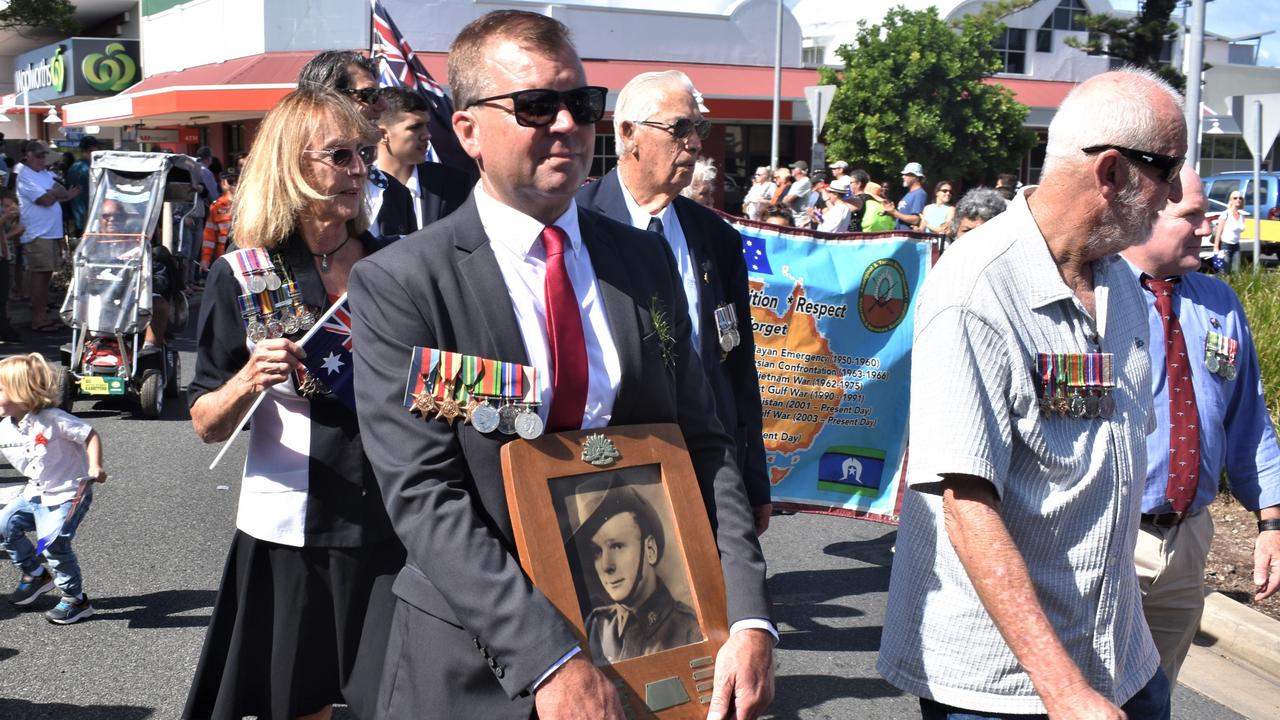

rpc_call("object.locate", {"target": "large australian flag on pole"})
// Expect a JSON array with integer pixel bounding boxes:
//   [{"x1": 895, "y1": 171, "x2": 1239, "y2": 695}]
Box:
[
  {"x1": 370, "y1": 0, "x2": 476, "y2": 179},
  {"x1": 300, "y1": 295, "x2": 357, "y2": 411}
]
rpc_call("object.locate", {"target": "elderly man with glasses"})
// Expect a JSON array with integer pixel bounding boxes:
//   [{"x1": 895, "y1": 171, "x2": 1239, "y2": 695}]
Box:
[
  {"x1": 349, "y1": 13, "x2": 773, "y2": 720},
  {"x1": 879, "y1": 68, "x2": 1188, "y2": 720},
  {"x1": 578, "y1": 70, "x2": 773, "y2": 537}
]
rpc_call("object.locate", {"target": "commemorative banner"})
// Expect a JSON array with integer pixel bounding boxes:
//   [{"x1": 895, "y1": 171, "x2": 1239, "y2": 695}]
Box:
[{"x1": 727, "y1": 217, "x2": 935, "y2": 523}]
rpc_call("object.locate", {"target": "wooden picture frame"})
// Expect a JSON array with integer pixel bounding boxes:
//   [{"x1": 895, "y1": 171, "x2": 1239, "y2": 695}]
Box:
[{"x1": 501, "y1": 423, "x2": 729, "y2": 718}]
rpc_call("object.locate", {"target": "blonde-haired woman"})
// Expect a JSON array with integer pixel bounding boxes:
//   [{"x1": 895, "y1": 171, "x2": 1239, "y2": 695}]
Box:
[
  {"x1": 183, "y1": 85, "x2": 403, "y2": 720},
  {"x1": 1213, "y1": 190, "x2": 1248, "y2": 270}
]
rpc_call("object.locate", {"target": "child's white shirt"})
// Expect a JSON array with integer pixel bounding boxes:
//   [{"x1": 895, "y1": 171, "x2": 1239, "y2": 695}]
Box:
[{"x1": 0, "y1": 408, "x2": 93, "y2": 506}]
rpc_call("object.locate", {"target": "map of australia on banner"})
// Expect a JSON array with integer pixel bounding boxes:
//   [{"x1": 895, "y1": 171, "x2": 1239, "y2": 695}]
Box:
[{"x1": 731, "y1": 218, "x2": 932, "y2": 522}]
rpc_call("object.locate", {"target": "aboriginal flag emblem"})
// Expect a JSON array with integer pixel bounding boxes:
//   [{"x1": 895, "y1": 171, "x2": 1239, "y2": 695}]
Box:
[{"x1": 857, "y1": 259, "x2": 909, "y2": 333}]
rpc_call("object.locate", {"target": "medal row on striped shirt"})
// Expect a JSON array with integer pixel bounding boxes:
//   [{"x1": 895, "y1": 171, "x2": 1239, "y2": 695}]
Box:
[
  {"x1": 403, "y1": 347, "x2": 545, "y2": 439},
  {"x1": 1036, "y1": 352, "x2": 1116, "y2": 419}
]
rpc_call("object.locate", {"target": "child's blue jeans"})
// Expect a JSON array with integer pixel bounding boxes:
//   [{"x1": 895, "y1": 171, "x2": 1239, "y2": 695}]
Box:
[{"x1": 0, "y1": 490, "x2": 94, "y2": 598}]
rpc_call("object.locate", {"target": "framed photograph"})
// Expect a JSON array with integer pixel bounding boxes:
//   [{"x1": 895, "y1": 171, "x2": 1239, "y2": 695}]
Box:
[{"x1": 501, "y1": 423, "x2": 729, "y2": 718}]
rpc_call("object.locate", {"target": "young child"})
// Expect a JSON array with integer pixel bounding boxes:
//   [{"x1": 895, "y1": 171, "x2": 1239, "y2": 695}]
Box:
[{"x1": 0, "y1": 353, "x2": 106, "y2": 624}]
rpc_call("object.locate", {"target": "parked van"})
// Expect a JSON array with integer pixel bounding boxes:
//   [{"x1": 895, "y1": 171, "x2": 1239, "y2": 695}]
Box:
[
  {"x1": 1202, "y1": 171, "x2": 1280, "y2": 217},
  {"x1": 1199, "y1": 171, "x2": 1280, "y2": 265}
]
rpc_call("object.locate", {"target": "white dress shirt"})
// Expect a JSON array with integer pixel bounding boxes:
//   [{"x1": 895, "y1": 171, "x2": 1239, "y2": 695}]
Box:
[
  {"x1": 364, "y1": 174, "x2": 386, "y2": 237},
  {"x1": 617, "y1": 180, "x2": 701, "y2": 352},
  {"x1": 475, "y1": 184, "x2": 622, "y2": 429},
  {"x1": 404, "y1": 165, "x2": 425, "y2": 232}
]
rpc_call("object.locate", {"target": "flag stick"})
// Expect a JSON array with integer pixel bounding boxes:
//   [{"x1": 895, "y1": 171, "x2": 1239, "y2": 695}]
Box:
[{"x1": 208, "y1": 294, "x2": 348, "y2": 470}]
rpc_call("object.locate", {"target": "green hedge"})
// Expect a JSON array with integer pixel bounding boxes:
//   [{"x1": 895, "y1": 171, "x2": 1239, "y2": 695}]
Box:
[{"x1": 1226, "y1": 270, "x2": 1280, "y2": 426}]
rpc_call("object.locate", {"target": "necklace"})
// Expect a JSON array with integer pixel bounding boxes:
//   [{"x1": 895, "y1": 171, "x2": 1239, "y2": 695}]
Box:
[{"x1": 311, "y1": 234, "x2": 352, "y2": 272}]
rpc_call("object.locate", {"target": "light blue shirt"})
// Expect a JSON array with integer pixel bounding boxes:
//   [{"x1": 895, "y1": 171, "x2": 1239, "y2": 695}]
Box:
[
  {"x1": 1126, "y1": 262, "x2": 1280, "y2": 515},
  {"x1": 616, "y1": 180, "x2": 701, "y2": 352}
]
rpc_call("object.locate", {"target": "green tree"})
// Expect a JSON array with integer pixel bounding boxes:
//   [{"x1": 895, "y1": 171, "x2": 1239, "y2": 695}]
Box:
[
  {"x1": 0, "y1": 0, "x2": 77, "y2": 36},
  {"x1": 1064, "y1": 0, "x2": 1184, "y2": 90},
  {"x1": 819, "y1": 4, "x2": 1034, "y2": 189}
]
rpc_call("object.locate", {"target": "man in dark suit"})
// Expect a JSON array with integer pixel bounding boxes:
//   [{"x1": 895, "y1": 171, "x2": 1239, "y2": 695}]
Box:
[
  {"x1": 577, "y1": 71, "x2": 770, "y2": 535},
  {"x1": 374, "y1": 86, "x2": 471, "y2": 230},
  {"x1": 349, "y1": 10, "x2": 774, "y2": 720}
]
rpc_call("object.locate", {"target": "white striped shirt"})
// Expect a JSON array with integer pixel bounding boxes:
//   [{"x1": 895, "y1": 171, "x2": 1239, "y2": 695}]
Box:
[{"x1": 877, "y1": 188, "x2": 1160, "y2": 713}]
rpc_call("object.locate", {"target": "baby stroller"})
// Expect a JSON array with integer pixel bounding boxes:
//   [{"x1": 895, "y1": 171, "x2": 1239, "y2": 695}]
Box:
[{"x1": 57, "y1": 151, "x2": 198, "y2": 418}]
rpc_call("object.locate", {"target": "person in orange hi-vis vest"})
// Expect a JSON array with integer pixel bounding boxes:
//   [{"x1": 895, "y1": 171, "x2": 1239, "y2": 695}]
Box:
[{"x1": 199, "y1": 169, "x2": 237, "y2": 269}]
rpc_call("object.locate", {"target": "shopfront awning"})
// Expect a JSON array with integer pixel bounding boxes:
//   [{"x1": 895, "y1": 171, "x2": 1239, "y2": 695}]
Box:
[{"x1": 62, "y1": 51, "x2": 315, "y2": 127}]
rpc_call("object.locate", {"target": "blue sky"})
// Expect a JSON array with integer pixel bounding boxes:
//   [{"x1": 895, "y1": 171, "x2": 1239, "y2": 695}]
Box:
[{"x1": 1112, "y1": 0, "x2": 1280, "y2": 67}]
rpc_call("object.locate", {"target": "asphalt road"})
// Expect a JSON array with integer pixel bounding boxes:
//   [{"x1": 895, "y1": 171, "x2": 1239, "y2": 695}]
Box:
[{"x1": 0, "y1": 299, "x2": 1245, "y2": 719}]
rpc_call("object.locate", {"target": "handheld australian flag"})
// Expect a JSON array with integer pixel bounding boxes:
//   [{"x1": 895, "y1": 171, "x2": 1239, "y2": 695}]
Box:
[
  {"x1": 300, "y1": 295, "x2": 357, "y2": 411},
  {"x1": 370, "y1": 0, "x2": 476, "y2": 179}
]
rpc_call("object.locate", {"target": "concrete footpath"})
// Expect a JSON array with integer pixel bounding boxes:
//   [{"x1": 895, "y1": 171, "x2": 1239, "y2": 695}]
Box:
[{"x1": 1183, "y1": 591, "x2": 1280, "y2": 719}]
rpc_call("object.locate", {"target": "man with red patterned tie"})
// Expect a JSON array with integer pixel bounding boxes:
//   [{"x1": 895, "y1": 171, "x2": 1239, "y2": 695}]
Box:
[
  {"x1": 348, "y1": 10, "x2": 773, "y2": 720},
  {"x1": 1120, "y1": 165, "x2": 1280, "y2": 686}
]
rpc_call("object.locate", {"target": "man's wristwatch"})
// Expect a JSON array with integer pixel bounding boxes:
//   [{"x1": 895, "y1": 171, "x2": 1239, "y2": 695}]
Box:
[{"x1": 1258, "y1": 519, "x2": 1280, "y2": 533}]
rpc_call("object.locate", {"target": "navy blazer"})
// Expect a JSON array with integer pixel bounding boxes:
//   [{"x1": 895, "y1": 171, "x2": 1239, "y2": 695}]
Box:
[
  {"x1": 349, "y1": 195, "x2": 771, "y2": 718},
  {"x1": 414, "y1": 161, "x2": 472, "y2": 229},
  {"x1": 577, "y1": 170, "x2": 770, "y2": 507}
]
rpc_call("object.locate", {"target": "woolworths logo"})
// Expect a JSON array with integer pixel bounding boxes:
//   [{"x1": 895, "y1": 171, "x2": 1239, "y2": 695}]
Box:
[
  {"x1": 13, "y1": 46, "x2": 66, "y2": 95},
  {"x1": 82, "y1": 42, "x2": 137, "y2": 92}
]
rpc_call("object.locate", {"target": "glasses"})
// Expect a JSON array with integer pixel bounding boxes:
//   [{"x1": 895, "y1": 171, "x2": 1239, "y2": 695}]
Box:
[
  {"x1": 466, "y1": 86, "x2": 607, "y2": 128},
  {"x1": 938, "y1": 188, "x2": 952, "y2": 193},
  {"x1": 303, "y1": 144, "x2": 377, "y2": 168},
  {"x1": 341, "y1": 86, "x2": 383, "y2": 105},
  {"x1": 1081, "y1": 144, "x2": 1184, "y2": 184},
  {"x1": 636, "y1": 117, "x2": 712, "y2": 142}
]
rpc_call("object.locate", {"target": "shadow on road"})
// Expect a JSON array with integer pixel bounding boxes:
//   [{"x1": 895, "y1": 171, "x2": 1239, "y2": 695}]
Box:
[
  {"x1": 772, "y1": 673, "x2": 903, "y2": 714},
  {"x1": 823, "y1": 531, "x2": 897, "y2": 567},
  {"x1": 92, "y1": 589, "x2": 216, "y2": 629},
  {"x1": 0, "y1": 699, "x2": 154, "y2": 720}
]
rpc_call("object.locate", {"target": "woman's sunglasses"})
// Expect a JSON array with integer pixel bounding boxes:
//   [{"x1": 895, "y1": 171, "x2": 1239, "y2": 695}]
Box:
[
  {"x1": 465, "y1": 86, "x2": 607, "y2": 128},
  {"x1": 303, "y1": 144, "x2": 377, "y2": 168}
]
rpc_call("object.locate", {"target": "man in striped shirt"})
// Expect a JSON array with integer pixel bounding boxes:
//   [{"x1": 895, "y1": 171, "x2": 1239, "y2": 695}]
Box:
[{"x1": 879, "y1": 68, "x2": 1188, "y2": 719}]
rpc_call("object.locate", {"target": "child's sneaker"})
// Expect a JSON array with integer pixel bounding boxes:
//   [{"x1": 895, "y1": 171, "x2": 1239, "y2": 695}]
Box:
[
  {"x1": 9, "y1": 570, "x2": 54, "y2": 606},
  {"x1": 44, "y1": 594, "x2": 94, "y2": 625}
]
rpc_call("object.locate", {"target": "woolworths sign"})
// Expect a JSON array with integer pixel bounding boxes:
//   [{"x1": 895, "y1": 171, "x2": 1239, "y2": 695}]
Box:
[{"x1": 13, "y1": 38, "x2": 140, "y2": 103}]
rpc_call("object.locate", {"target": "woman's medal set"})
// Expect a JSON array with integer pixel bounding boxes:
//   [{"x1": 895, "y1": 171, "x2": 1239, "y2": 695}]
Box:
[
  {"x1": 404, "y1": 347, "x2": 544, "y2": 439},
  {"x1": 231, "y1": 249, "x2": 318, "y2": 343},
  {"x1": 1036, "y1": 352, "x2": 1116, "y2": 419}
]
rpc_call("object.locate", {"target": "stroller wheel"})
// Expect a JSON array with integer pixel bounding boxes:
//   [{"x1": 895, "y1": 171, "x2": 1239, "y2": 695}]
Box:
[
  {"x1": 138, "y1": 370, "x2": 164, "y2": 419},
  {"x1": 59, "y1": 367, "x2": 77, "y2": 412}
]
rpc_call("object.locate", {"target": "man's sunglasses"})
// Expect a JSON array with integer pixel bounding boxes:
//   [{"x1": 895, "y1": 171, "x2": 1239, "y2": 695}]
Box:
[
  {"x1": 341, "y1": 87, "x2": 383, "y2": 105},
  {"x1": 636, "y1": 117, "x2": 712, "y2": 142},
  {"x1": 303, "y1": 144, "x2": 377, "y2": 168},
  {"x1": 1081, "y1": 144, "x2": 1184, "y2": 184},
  {"x1": 465, "y1": 86, "x2": 607, "y2": 128}
]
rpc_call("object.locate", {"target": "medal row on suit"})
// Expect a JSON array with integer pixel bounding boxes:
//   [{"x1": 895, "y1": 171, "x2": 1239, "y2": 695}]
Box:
[
  {"x1": 1036, "y1": 352, "x2": 1117, "y2": 419},
  {"x1": 402, "y1": 347, "x2": 546, "y2": 439}
]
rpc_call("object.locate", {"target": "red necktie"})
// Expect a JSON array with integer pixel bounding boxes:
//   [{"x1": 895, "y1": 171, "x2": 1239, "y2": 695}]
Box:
[
  {"x1": 1142, "y1": 276, "x2": 1200, "y2": 515},
  {"x1": 541, "y1": 225, "x2": 588, "y2": 432}
]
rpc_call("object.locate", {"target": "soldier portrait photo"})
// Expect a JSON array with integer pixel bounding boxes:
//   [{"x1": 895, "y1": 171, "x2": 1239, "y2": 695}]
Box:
[{"x1": 557, "y1": 467, "x2": 703, "y2": 664}]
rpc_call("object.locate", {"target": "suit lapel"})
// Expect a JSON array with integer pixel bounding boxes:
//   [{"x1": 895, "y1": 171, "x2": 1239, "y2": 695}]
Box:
[
  {"x1": 452, "y1": 198, "x2": 530, "y2": 366},
  {"x1": 672, "y1": 199, "x2": 720, "y2": 361},
  {"x1": 591, "y1": 171, "x2": 631, "y2": 225},
  {"x1": 580, "y1": 208, "x2": 642, "y2": 414}
]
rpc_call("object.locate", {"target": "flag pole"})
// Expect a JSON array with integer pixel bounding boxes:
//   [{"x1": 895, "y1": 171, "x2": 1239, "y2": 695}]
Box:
[{"x1": 208, "y1": 293, "x2": 348, "y2": 470}]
